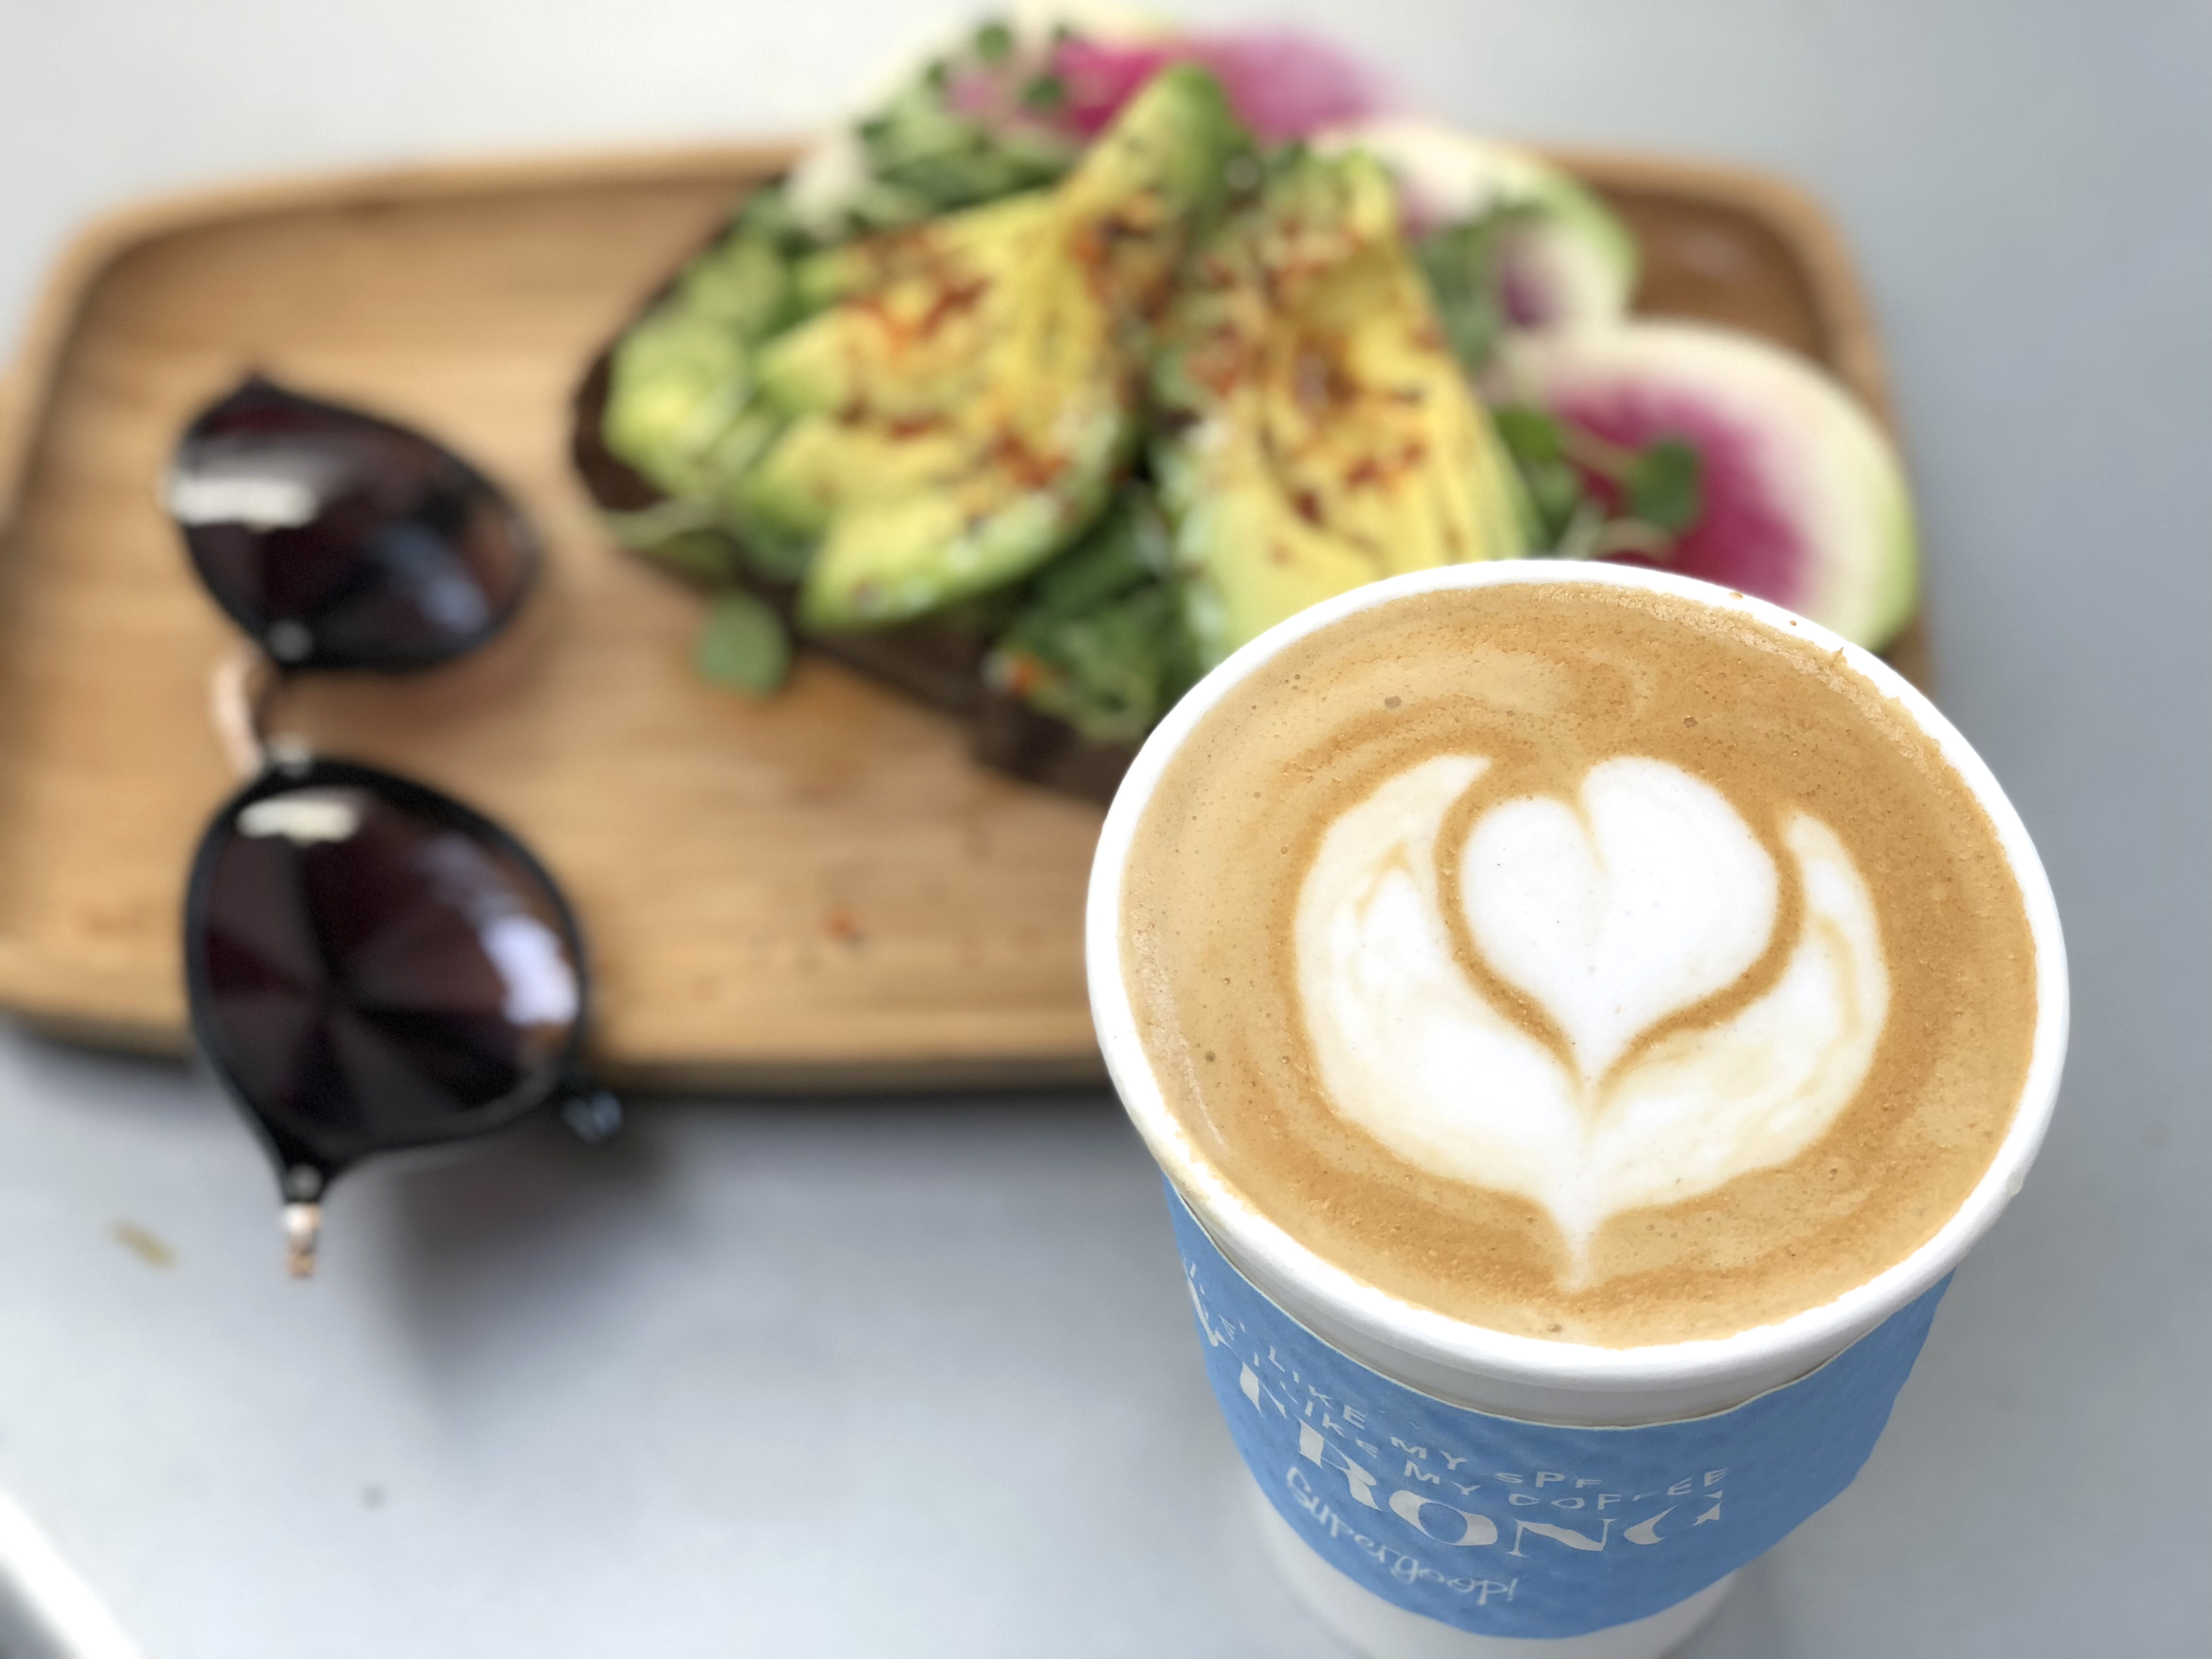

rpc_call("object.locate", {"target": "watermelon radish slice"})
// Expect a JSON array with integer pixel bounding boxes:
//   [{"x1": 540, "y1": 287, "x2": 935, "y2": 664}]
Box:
[
  {"x1": 1315, "y1": 116, "x2": 1637, "y2": 331},
  {"x1": 1487, "y1": 321, "x2": 1918, "y2": 650},
  {"x1": 1049, "y1": 25, "x2": 1381, "y2": 142}
]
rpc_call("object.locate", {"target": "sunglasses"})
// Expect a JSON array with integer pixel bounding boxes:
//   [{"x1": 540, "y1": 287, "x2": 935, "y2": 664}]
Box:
[{"x1": 169, "y1": 377, "x2": 618, "y2": 1277}]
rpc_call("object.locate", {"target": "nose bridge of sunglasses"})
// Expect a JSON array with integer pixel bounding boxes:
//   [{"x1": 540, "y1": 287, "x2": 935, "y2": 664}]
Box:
[{"x1": 207, "y1": 644, "x2": 287, "y2": 780}]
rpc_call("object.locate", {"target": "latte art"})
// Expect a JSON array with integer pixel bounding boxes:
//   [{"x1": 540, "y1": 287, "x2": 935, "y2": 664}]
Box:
[
  {"x1": 1119, "y1": 578, "x2": 2039, "y2": 1345},
  {"x1": 1296, "y1": 754, "x2": 1887, "y2": 1272},
  {"x1": 1461, "y1": 758, "x2": 1779, "y2": 1084}
]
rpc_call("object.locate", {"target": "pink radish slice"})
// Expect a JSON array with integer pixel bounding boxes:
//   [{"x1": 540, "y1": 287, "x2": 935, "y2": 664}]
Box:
[
  {"x1": 1564, "y1": 366, "x2": 1812, "y2": 604},
  {"x1": 1051, "y1": 30, "x2": 1382, "y2": 143},
  {"x1": 1488, "y1": 321, "x2": 1918, "y2": 650}
]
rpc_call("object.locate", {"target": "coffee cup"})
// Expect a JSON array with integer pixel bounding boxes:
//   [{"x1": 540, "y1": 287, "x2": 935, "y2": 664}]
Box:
[{"x1": 1086, "y1": 562, "x2": 2067, "y2": 1655}]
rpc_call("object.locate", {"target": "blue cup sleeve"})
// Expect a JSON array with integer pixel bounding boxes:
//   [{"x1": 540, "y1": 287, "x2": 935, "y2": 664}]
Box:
[{"x1": 1167, "y1": 1184, "x2": 1945, "y2": 1638}]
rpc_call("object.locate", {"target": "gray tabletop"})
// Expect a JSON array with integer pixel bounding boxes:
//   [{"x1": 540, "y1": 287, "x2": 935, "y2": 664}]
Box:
[{"x1": 1, "y1": 3, "x2": 2207, "y2": 1656}]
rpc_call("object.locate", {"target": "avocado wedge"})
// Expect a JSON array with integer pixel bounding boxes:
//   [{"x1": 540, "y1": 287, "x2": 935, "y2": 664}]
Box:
[
  {"x1": 738, "y1": 63, "x2": 1245, "y2": 631},
  {"x1": 600, "y1": 207, "x2": 799, "y2": 514},
  {"x1": 1153, "y1": 148, "x2": 1530, "y2": 665}
]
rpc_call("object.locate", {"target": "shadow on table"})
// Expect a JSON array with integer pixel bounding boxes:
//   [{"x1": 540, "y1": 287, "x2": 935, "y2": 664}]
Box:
[{"x1": 364, "y1": 1085, "x2": 1125, "y2": 1367}]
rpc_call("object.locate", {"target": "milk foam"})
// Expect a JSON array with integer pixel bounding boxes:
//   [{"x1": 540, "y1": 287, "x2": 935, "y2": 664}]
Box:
[{"x1": 1295, "y1": 753, "x2": 1889, "y2": 1271}]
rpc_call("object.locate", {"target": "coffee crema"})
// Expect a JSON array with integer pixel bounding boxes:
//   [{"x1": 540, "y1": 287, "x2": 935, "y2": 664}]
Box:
[{"x1": 1119, "y1": 580, "x2": 2038, "y2": 1346}]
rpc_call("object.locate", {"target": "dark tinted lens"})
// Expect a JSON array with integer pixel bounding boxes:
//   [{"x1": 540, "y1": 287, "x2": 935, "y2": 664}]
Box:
[
  {"x1": 185, "y1": 762, "x2": 586, "y2": 1175},
  {"x1": 170, "y1": 377, "x2": 535, "y2": 669}
]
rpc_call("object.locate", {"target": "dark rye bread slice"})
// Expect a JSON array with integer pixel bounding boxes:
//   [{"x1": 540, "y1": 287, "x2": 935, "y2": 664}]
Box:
[{"x1": 569, "y1": 321, "x2": 1142, "y2": 807}]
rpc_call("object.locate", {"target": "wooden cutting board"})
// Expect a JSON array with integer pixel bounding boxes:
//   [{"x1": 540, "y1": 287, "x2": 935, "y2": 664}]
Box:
[{"x1": 0, "y1": 142, "x2": 1921, "y2": 1090}]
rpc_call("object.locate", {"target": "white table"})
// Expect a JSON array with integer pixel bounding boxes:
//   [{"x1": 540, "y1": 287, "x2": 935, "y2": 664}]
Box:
[{"x1": 2, "y1": 3, "x2": 2206, "y2": 1655}]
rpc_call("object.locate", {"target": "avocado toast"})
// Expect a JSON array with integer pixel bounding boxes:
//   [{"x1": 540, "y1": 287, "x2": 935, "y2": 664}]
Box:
[{"x1": 574, "y1": 16, "x2": 1916, "y2": 803}]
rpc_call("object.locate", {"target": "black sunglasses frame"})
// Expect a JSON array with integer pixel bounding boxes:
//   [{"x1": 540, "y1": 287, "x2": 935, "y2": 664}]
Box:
[
  {"x1": 182, "y1": 752, "x2": 601, "y2": 1193},
  {"x1": 173, "y1": 376, "x2": 545, "y2": 675},
  {"x1": 170, "y1": 375, "x2": 616, "y2": 1269}
]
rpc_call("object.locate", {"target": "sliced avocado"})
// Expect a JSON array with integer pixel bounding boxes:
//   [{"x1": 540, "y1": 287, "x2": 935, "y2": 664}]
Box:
[
  {"x1": 782, "y1": 190, "x2": 1054, "y2": 321},
  {"x1": 738, "y1": 64, "x2": 1245, "y2": 631},
  {"x1": 602, "y1": 302, "x2": 757, "y2": 504},
  {"x1": 675, "y1": 217, "x2": 799, "y2": 332},
  {"x1": 1153, "y1": 149, "x2": 1530, "y2": 665},
  {"x1": 600, "y1": 210, "x2": 798, "y2": 506}
]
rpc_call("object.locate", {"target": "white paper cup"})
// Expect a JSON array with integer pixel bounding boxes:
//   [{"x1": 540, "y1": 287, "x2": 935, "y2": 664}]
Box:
[{"x1": 1086, "y1": 563, "x2": 2068, "y2": 1654}]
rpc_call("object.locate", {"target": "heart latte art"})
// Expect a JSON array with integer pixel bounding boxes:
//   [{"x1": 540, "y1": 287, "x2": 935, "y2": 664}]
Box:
[
  {"x1": 1296, "y1": 755, "x2": 1887, "y2": 1273},
  {"x1": 1118, "y1": 580, "x2": 2039, "y2": 1344}
]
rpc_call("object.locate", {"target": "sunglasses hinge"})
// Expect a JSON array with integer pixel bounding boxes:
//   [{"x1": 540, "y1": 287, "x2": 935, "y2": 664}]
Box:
[{"x1": 561, "y1": 1087, "x2": 624, "y2": 1144}]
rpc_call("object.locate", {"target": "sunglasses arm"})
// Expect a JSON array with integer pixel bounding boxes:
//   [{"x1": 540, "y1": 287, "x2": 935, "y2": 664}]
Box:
[
  {"x1": 274, "y1": 1161, "x2": 326, "y2": 1277},
  {"x1": 283, "y1": 1200, "x2": 323, "y2": 1278}
]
